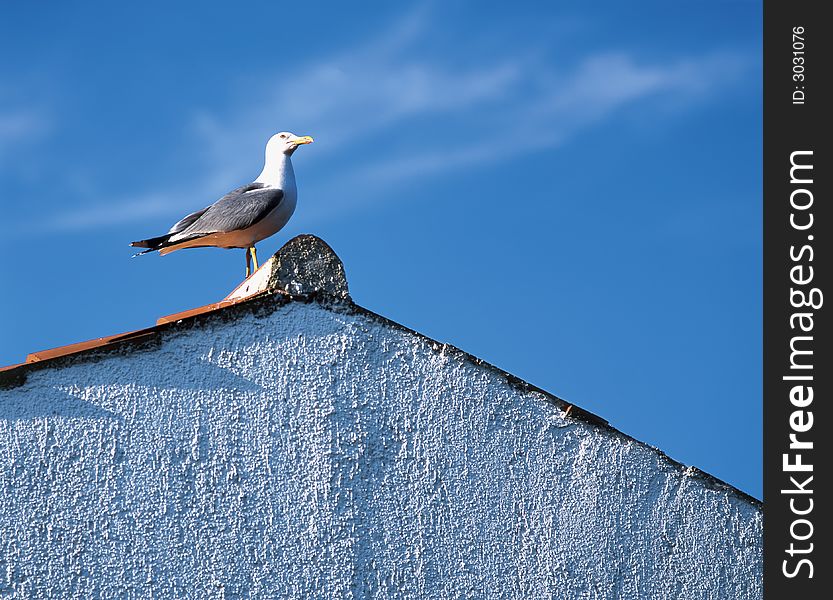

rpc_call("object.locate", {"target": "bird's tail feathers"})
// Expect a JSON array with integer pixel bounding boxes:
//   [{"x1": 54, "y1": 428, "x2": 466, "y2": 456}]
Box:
[
  {"x1": 129, "y1": 232, "x2": 208, "y2": 258},
  {"x1": 130, "y1": 247, "x2": 160, "y2": 258},
  {"x1": 129, "y1": 233, "x2": 176, "y2": 258},
  {"x1": 130, "y1": 234, "x2": 172, "y2": 249}
]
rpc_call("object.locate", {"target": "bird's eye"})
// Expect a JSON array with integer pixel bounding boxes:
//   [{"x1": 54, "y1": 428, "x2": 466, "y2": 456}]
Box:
[{"x1": 279, "y1": 134, "x2": 287, "y2": 139}]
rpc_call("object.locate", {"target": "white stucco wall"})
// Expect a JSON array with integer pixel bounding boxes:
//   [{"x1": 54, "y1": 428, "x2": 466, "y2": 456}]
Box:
[{"x1": 0, "y1": 299, "x2": 761, "y2": 598}]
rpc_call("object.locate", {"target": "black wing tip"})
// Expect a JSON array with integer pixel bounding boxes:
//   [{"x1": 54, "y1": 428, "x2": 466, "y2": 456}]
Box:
[
  {"x1": 129, "y1": 235, "x2": 170, "y2": 257},
  {"x1": 130, "y1": 233, "x2": 174, "y2": 250}
]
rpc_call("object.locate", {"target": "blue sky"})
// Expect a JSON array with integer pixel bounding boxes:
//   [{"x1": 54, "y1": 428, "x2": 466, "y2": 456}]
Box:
[{"x1": 0, "y1": 1, "x2": 762, "y2": 498}]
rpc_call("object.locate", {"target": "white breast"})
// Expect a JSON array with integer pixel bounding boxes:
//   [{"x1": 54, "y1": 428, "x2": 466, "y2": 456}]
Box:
[
  {"x1": 241, "y1": 153, "x2": 298, "y2": 245},
  {"x1": 244, "y1": 184, "x2": 297, "y2": 245}
]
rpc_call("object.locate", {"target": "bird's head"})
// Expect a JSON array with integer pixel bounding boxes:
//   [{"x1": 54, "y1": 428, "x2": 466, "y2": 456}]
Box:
[{"x1": 267, "y1": 131, "x2": 314, "y2": 157}]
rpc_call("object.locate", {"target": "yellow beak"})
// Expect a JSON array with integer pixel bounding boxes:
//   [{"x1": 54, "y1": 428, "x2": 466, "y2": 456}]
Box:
[{"x1": 293, "y1": 135, "x2": 314, "y2": 145}]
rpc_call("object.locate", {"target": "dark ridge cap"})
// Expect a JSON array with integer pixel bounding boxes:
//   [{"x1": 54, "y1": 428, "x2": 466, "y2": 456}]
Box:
[
  {"x1": 685, "y1": 466, "x2": 762, "y2": 508},
  {"x1": 0, "y1": 290, "x2": 293, "y2": 389},
  {"x1": 315, "y1": 296, "x2": 762, "y2": 508},
  {"x1": 325, "y1": 300, "x2": 609, "y2": 428},
  {"x1": 0, "y1": 369, "x2": 26, "y2": 390},
  {"x1": 0, "y1": 331, "x2": 163, "y2": 389},
  {"x1": 264, "y1": 234, "x2": 350, "y2": 300}
]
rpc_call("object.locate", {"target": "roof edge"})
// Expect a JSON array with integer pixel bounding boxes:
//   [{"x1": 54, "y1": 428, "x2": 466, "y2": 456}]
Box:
[
  {"x1": 0, "y1": 235, "x2": 761, "y2": 508},
  {"x1": 0, "y1": 289, "x2": 761, "y2": 508}
]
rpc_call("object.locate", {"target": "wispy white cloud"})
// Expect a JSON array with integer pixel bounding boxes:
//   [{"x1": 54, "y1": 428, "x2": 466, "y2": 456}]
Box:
[
  {"x1": 15, "y1": 6, "x2": 754, "y2": 235},
  {"x1": 0, "y1": 108, "x2": 50, "y2": 162},
  {"x1": 31, "y1": 193, "x2": 179, "y2": 235},
  {"x1": 179, "y1": 12, "x2": 754, "y2": 227},
  {"x1": 296, "y1": 49, "x2": 752, "y2": 222},
  {"x1": 188, "y1": 9, "x2": 525, "y2": 186}
]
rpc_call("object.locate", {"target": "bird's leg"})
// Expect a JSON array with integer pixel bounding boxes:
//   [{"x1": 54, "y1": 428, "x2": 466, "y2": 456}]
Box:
[
  {"x1": 245, "y1": 248, "x2": 252, "y2": 278},
  {"x1": 251, "y1": 246, "x2": 259, "y2": 272}
]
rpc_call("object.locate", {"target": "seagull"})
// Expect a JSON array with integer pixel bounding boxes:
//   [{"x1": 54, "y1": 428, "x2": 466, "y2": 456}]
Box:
[{"x1": 131, "y1": 132, "x2": 313, "y2": 277}]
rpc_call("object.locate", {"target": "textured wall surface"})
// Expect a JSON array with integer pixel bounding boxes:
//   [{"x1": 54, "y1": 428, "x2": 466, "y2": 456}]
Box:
[{"x1": 0, "y1": 299, "x2": 761, "y2": 598}]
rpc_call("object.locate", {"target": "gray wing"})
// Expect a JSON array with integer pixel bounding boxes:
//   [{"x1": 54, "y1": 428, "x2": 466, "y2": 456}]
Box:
[
  {"x1": 167, "y1": 206, "x2": 211, "y2": 235},
  {"x1": 171, "y1": 183, "x2": 284, "y2": 240}
]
